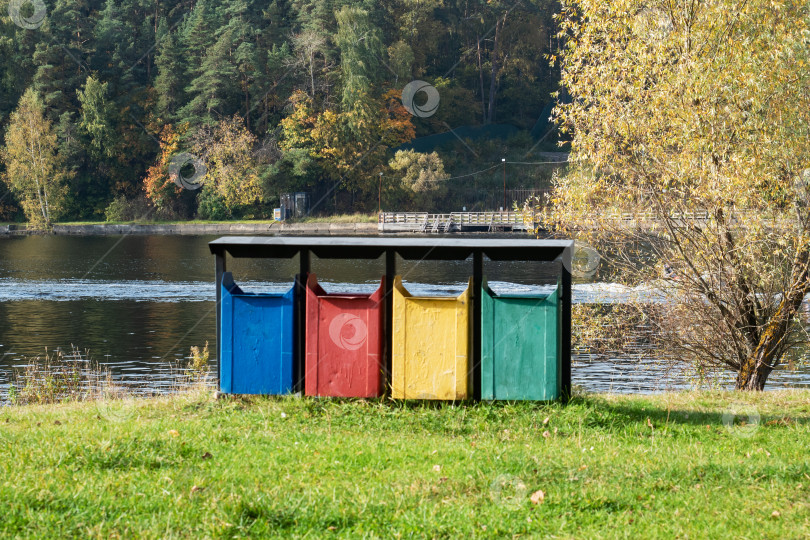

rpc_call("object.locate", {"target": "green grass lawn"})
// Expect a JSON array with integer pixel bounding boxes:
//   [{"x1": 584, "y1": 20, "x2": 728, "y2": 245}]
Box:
[{"x1": 1, "y1": 391, "x2": 808, "y2": 538}]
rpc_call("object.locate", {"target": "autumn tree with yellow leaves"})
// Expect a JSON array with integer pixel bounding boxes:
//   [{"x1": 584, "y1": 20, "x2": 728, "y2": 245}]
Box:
[
  {"x1": 1, "y1": 89, "x2": 68, "y2": 227},
  {"x1": 191, "y1": 115, "x2": 264, "y2": 217},
  {"x1": 553, "y1": 0, "x2": 810, "y2": 389}
]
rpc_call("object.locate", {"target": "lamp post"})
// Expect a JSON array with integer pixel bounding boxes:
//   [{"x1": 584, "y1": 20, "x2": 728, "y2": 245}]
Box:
[
  {"x1": 502, "y1": 158, "x2": 507, "y2": 212},
  {"x1": 378, "y1": 172, "x2": 383, "y2": 214}
]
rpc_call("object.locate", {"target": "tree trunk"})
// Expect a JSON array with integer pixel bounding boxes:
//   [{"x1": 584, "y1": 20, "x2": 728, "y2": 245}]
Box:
[
  {"x1": 309, "y1": 51, "x2": 315, "y2": 99},
  {"x1": 735, "y1": 361, "x2": 772, "y2": 391},
  {"x1": 735, "y1": 253, "x2": 810, "y2": 390},
  {"x1": 487, "y1": 13, "x2": 508, "y2": 124},
  {"x1": 28, "y1": 132, "x2": 47, "y2": 223},
  {"x1": 244, "y1": 81, "x2": 250, "y2": 131},
  {"x1": 477, "y1": 35, "x2": 486, "y2": 123}
]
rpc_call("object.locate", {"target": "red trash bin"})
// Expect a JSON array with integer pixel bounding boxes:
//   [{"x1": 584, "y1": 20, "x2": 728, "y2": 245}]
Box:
[{"x1": 305, "y1": 274, "x2": 385, "y2": 398}]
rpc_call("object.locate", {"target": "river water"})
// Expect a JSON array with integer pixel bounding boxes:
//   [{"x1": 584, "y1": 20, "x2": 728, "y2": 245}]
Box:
[{"x1": 0, "y1": 234, "x2": 808, "y2": 397}]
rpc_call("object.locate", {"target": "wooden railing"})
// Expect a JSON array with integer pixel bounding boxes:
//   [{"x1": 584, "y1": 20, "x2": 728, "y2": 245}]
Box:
[
  {"x1": 379, "y1": 209, "x2": 793, "y2": 233},
  {"x1": 378, "y1": 212, "x2": 538, "y2": 233}
]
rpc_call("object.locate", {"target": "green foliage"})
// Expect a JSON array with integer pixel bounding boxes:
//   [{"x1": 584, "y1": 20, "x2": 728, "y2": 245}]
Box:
[
  {"x1": 76, "y1": 76, "x2": 117, "y2": 158},
  {"x1": 389, "y1": 149, "x2": 448, "y2": 210},
  {"x1": 153, "y1": 19, "x2": 184, "y2": 121},
  {"x1": 335, "y1": 6, "x2": 383, "y2": 113},
  {"x1": 0, "y1": 0, "x2": 562, "y2": 218},
  {"x1": 103, "y1": 195, "x2": 129, "y2": 222},
  {"x1": 104, "y1": 195, "x2": 150, "y2": 222},
  {"x1": 195, "y1": 184, "x2": 230, "y2": 220},
  {"x1": 387, "y1": 40, "x2": 414, "y2": 82}
]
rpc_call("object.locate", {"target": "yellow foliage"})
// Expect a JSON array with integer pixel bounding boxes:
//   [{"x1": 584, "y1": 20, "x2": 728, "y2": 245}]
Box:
[
  {"x1": 1, "y1": 89, "x2": 68, "y2": 226},
  {"x1": 555, "y1": 0, "x2": 810, "y2": 390}
]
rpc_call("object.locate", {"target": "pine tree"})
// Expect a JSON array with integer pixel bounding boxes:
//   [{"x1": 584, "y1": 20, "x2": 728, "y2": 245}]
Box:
[
  {"x1": 180, "y1": 0, "x2": 216, "y2": 69},
  {"x1": 76, "y1": 75, "x2": 118, "y2": 158},
  {"x1": 335, "y1": 6, "x2": 383, "y2": 126},
  {"x1": 179, "y1": 27, "x2": 238, "y2": 127},
  {"x1": 224, "y1": 0, "x2": 259, "y2": 129},
  {"x1": 153, "y1": 19, "x2": 185, "y2": 121},
  {"x1": 31, "y1": 0, "x2": 96, "y2": 118}
]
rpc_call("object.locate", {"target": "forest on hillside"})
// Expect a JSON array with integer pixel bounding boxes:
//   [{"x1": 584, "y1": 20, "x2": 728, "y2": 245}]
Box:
[{"x1": 0, "y1": 0, "x2": 562, "y2": 223}]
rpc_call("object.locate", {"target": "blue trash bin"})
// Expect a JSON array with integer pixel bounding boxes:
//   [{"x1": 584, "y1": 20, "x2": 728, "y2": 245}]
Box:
[{"x1": 220, "y1": 272, "x2": 295, "y2": 394}]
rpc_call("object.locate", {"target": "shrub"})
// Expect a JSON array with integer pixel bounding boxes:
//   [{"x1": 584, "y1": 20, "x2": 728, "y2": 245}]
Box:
[
  {"x1": 196, "y1": 186, "x2": 231, "y2": 220},
  {"x1": 104, "y1": 195, "x2": 151, "y2": 222}
]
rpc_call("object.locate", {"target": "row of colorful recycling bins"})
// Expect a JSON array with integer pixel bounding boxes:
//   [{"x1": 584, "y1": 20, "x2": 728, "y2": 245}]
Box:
[{"x1": 219, "y1": 272, "x2": 561, "y2": 401}]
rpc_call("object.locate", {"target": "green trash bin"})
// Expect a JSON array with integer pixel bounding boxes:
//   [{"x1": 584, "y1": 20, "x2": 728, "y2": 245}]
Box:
[{"x1": 481, "y1": 278, "x2": 561, "y2": 401}]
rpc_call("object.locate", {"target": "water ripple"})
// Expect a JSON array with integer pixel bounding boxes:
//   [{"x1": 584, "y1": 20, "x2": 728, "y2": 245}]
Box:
[{"x1": 0, "y1": 278, "x2": 669, "y2": 303}]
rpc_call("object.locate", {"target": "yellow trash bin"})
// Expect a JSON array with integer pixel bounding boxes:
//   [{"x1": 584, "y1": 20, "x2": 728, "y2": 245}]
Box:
[{"x1": 392, "y1": 276, "x2": 473, "y2": 400}]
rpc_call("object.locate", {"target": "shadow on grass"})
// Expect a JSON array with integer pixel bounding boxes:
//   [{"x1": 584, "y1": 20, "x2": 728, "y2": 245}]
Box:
[
  {"x1": 573, "y1": 395, "x2": 810, "y2": 431},
  {"x1": 210, "y1": 392, "x2": 810, "y2": 430}
]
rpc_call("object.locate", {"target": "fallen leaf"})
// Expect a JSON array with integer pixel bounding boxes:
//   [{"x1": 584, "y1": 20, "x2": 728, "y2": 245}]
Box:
[
  {"x1": 190, "y1": 485, "x2": 204, "y2": 494},
  {"x1": 53, "y1": 420, "x2": 61, "y2": 426},
  {"x1": 530, "y1": 490, "x2": 545, "y2": 505},
  {"x1": 578, "y1": 465, "x2": 588, "y2": 471},
  {"x1": 771, "y1": 511, "x2": 781, "y2": 518},
  {"x1": 328, "y1": 526, "x2": 337, "y2": 531},
  {"x1": 201, "y1": 452, "x2": 212, "y2": 460},
  {"x1": 168, "y1": 430, "x2": 179, "y2": 437},
  {"x1": 439, "y1": 477, "x2": 448, "y2": 483}
]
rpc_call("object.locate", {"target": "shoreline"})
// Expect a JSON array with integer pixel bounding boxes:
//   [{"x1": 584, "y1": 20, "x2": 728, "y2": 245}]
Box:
[{"x1": 0, "y1": 222, "x2": 380, "y2": 236}]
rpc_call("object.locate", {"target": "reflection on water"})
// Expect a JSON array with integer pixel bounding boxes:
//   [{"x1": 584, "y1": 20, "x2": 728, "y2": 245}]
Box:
[{"x1": 0, "y1": 234, "x2": 809, "y2": 397}]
